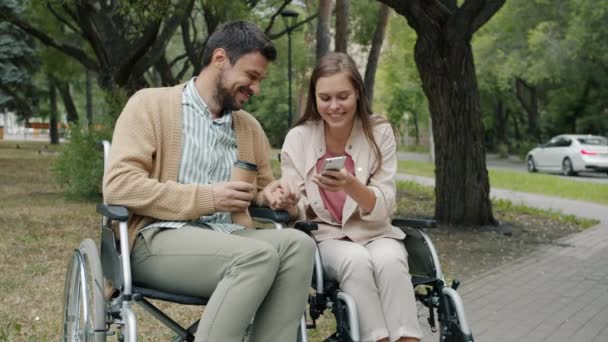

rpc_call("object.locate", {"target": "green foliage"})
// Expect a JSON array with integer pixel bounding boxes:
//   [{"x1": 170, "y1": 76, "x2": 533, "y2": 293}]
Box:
[
  {"x1": 375, "y1": 15, "x2": 429, "y2": 146},
  {"x1": 52, "y1": 122, "x2": 113, "y2": 199},
  {"x1": 104, "y1": 87, "x2": 130, "y2": 120},
  {"x1": 349, "y1": 0, "x2": 381, "y2": 46},
  {"x1": 245, "y1": 62, "x2": 291, "y2": 147},
  {"x1": 0, "y1": 0, "x2": 40, "y2": 119},
  {"x1": 517, "y1": 141, "x2": 537, "y2": 160},
  {"x1": 474, "y1": 0, "x2": 608, "y2": 145},
  {"x1": 244, "y1": 14, "x2": 314, "y2": 147},
  {"x1": 496, "y1": 143, "x2": 509, "y2": 159},
  {"x1": 398, "y1": 144, "x2": 430, "y2": 153}
]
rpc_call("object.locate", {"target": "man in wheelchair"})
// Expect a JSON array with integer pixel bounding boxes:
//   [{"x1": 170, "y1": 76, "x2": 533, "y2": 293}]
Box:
[{"x1": 100, "y1": 21, "x2": 315, "y2": 342}]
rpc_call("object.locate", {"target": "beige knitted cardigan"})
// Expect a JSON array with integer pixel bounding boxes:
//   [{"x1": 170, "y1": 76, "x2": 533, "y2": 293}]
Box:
[{"x1": 103, "y1": 83, "x2": 274, "y2": 251}]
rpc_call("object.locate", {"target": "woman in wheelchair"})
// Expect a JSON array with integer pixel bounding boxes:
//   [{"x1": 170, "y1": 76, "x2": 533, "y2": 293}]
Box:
[{"x1": 278, "y1": 52, "x2": 422, "y2": 342}]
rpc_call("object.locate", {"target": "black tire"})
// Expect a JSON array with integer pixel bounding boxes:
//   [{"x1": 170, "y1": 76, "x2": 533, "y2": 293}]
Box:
[
  {"x1": 561, "y1": 157, "x2": 577, "y2": 176},
  {"x1": 439, "y1": 288, "x2": 473, "y2": 342},
  {"x1": 527, "y1": 156, "x2": 537, "y2": 173},
  {"x1": 63, "y1": 239, "x2": 107, "y2": 342},
  {"x1": 333, "y1": 295, "x2": 354, "y2": 342}
]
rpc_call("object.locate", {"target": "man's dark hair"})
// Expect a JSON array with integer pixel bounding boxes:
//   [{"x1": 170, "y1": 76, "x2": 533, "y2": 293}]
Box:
[{"x1": 201, "y1": 21, "x2": 277, "y2": 68}]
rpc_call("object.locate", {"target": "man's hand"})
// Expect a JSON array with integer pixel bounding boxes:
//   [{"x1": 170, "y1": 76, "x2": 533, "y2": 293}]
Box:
[
  {"x1": 260, "y1": 178, "x2": 300, "y2": 211},
  {"x1": 212, "y1": 181, "x2": 255, "y2": 212}
]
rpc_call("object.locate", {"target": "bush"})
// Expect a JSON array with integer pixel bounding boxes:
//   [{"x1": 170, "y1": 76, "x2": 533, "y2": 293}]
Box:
[
  {"x1": 496, "y1": 143, "x2": 509, "y2": 159},
  {"x1": 52, "y1": 124, "x2": 112, "y2": 200},
  {"x1": 517, "y1": 141, "x2": 537, "y2": 161}
]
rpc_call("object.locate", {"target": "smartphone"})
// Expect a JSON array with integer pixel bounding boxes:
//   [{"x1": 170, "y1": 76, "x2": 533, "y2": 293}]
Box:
[{"x1": 322, "y1": 156, "x2": 347, "y2": 172}]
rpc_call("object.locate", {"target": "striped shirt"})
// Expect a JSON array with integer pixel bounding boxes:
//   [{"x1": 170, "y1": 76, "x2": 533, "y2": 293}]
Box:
[{"x1": 143, "y1": 78, "x2": 245, "y2": 234}]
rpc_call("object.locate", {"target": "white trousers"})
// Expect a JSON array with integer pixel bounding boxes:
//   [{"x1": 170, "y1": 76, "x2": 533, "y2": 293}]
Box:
[{"x1": 318, "y1": 238, "x2": 422, "y2": 342}]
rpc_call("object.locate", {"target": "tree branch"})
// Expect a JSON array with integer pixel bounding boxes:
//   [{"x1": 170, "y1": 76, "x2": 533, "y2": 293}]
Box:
[
  {"x1": 0, "y1": 10, "x2": 98, "y2": 71},
  {"x1": 468, "y1": 0, "x2": 505, "y2": 34},
  {"x1": 514, "y1": 77, "x2": 534, "y2": 115},
  {"x1": 169, "y1": 52, "x2": 189, "y2": 68},
  {"x1": 377, "y1": 0, "x2": 441, "y2": 35},
  {"x1": 431, "y1": 0, "x2": 454, "y2": 16},
  {"x1": 46, "y1": 3, "x2": 79, "y2": 34},
  {"x1": 176, "y1": 57, "x2": 193, "y2": 81},
  {"x1": 154, "y1": 55, "x2": 179, "y2": 86},
  {"x1": 263, "y1": 0, "x2": 292, "y2": 35},
  {"x1": 267, "y1": 13, "x2": 318, "y2": 40},
  {"x1": 54, "y1": 78, "x2": 79, "y2": 124},
  {"x1": 73, "y1": 2, "x2": 114, "y2": 68},
  {"x1": 0, "y1": 84, "x2": 35, "y2": 117},
  {"x1": 124, "y1": 0, "x2": 195, "y2": 85},
  {"x1": 181, "y1": 17, "x2": 200, "y2": 73}
]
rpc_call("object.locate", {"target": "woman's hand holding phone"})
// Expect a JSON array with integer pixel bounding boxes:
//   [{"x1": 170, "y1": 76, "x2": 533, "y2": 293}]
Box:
[{"x1": 314, "y1": 158, "x2": 356, "y2": 192}]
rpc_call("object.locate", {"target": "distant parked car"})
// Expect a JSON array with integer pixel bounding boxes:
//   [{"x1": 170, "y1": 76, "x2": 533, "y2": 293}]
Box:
[{"x1": 526, "y1": 134, "x2": 608, "y2": 176}]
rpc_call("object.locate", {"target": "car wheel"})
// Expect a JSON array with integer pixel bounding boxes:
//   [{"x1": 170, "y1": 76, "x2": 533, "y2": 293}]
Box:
[
  {"x1": 561, "y1": 157, "x2": 577, "y2": 176},
  {"x1": 527, "y1": 156, "x2": 537, "y2": 173}
]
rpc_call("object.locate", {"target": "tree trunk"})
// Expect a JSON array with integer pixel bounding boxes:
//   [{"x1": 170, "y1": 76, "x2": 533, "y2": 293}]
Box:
[
  {"x1": 86, "y1": 70, "x2": 93, "y2": 130},
  {"x1": 316, "y1": 0, "x2": 332, "y2": 60},
  {"x1": 515, "y1": 78, "x2": 541, "y2": 142},
  {"x1": 48, "y1": 75, "x2": 59, "y2": 145},
  {"x1": 511, "y1": 109, "x2": 522, "y2": 143},
  {"x1": 335, "y1": 0, "x2": 349, "y2": 53},
  {"x1": 363, "y1": 3, "x2": 390, "y2": 104},
  {"x1": 569, "y1": 79, "x2": 594, "y2": 133},
  {"x1": 379, "y1": 0, "x2": 503, "y2": 226},
  {"x1": 154, "y1": 55, "x2": 179, "y2": 86},
  {"x1": 428, "y1": 119, "x2": 434, "y2": 163},
  {"x1": 412, "y1": 111, "x2": 419, "y2": 145},
  {"x1": 55, "y1": 80, "x2": 79, "y2": 124},
  {"x1": 415, "y1": 39, "x2": 496, "y2": 225},
  {"x1": 494, "y1": 97, "x2": 509, "y2": 147}
]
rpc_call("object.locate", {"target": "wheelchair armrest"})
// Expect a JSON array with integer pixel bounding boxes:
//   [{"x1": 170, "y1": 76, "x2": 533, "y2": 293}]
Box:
[
  {"x1": 97, "y1": 204, "x2": 130, "y2": 222},
  {"x1": 293, "y1": 221, "x2": 319, "y2": 235},
  {"x1": 392, "y1": 218, "x2": 437, "y2": 229},
  {"x1": 249, "y1": 206, "x2": 290, "y2": 223}
]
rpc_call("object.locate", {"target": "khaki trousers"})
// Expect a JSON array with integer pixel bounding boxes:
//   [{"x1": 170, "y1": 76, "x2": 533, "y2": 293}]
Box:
[
  {"x1": 130, "y1": 226, "x2": 316, "y2": 342},
  {"x1": 318, "y1": 238, "x2": 422, "y2": 342}
]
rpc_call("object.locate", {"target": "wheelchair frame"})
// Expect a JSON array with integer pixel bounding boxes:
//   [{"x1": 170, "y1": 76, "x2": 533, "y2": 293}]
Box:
[
  {"x1": 62, "y1": 141, "x2": 308, "y2": 342},
  {"x1": 295, "y1": 219, "x2": 474, "y2": 342}
]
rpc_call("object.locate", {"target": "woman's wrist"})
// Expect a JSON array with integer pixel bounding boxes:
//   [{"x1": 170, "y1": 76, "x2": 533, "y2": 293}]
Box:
[{"x1": 344, "y1": 178, "x2": 376, "y2": 213}]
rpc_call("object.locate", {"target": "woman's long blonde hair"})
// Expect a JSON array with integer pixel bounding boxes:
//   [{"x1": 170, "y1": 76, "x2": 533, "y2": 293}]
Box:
[{"x1": 293, "y1": 52, "x2": 385, "y2": 172}]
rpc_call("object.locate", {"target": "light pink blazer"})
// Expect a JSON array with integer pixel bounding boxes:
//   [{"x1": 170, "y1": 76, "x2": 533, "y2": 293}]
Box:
[{"x1": 280, "y1": 115, "x2": 405, "y2": 244}]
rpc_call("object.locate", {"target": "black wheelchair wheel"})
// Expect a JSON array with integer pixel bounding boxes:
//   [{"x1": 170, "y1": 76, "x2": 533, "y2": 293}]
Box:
[
  {"x1": 438, "y1": 288, "x2": 474, "y2": 342},
  {"x1": 333, "y1": 295, "x2": 353, "y2": 342},
  {"x1": 63, "y1": 239, "x2": 107, "y2": 342}
]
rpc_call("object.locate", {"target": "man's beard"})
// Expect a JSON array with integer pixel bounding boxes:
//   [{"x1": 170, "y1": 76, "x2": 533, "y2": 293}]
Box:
[{"x1": 214, "y1": 73, "x2": 240, "y2": 112}]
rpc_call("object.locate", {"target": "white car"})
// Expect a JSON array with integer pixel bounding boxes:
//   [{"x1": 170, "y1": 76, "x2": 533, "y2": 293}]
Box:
[{"x1": 526, "y1": 134, "x2": 608, "y2": 176}]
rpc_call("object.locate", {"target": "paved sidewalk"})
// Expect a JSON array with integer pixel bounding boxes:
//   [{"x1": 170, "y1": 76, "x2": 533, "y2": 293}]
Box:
[{"x1": 397, "y1": 174, "x2": 608, "y2": 342}]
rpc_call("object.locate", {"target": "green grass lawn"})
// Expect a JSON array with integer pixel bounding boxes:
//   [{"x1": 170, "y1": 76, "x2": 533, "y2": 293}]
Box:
[{"x1": 398, "y1": 160, "x2": 608, "y2": 205}]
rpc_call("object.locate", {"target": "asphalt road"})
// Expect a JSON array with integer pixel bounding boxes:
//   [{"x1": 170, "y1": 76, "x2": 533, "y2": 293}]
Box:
[{"x1": 398, "y1": 151, "x2": 608, "y2": 184}]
